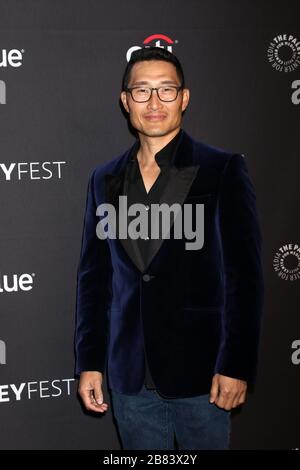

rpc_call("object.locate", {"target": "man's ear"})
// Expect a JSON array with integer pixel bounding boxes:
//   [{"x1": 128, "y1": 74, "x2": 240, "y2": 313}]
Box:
[
  {"x1": 120, "y1": 91, "x2": 129, "y2": 113},
  {"x1": 181, "y1": 88, "x2": 190, "y2": 112}
]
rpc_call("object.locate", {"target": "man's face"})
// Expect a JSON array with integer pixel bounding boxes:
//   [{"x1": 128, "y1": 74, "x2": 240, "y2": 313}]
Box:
[{"x1": 120, "y1": 60, "x2": 190, "y2": 138}]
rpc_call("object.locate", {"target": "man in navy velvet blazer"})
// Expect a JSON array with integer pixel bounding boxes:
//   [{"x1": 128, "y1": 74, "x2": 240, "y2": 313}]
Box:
[{"x1": 75, "y1": 47, "x2": 264, "y2": 450}]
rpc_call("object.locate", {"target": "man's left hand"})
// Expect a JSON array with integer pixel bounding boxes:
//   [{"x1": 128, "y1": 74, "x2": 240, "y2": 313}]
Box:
[{"x1": 209, "y1": 373, "x2": 247, "y2": 410}]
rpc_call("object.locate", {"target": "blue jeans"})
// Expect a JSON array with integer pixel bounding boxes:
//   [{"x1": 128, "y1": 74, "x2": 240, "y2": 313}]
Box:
[{"x1": 110, "y1": 385, "x2": 231, "y2": 450}]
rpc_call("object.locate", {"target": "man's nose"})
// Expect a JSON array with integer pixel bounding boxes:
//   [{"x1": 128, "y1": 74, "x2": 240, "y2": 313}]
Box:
[{"x1": 147, "y1": 89, "x2": 163, "y2": 109}]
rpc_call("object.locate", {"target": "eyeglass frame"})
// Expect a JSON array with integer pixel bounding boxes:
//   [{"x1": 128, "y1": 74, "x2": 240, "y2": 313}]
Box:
[{"x1": 125, "y1": 85, "x2": 184, "y2": 102}]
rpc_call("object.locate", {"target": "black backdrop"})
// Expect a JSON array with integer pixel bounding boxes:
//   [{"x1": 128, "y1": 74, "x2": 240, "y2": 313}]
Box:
[{"x1": 0, "y1": 0, "x2": 299, "y2": 450}]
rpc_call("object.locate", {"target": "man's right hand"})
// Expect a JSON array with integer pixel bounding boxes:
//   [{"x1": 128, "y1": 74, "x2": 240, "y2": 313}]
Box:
[{"x1": 78, "y1": 371, "x2": 109, "y2": 413}]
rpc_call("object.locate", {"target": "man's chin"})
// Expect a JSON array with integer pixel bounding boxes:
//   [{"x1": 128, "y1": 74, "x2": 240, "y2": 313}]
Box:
[
  {"x1": 145, "y1": 130, "x2": 167, "y2": 137},
  {"x1": 138, "y1": 126, "x2": 175, "y2": 138}
]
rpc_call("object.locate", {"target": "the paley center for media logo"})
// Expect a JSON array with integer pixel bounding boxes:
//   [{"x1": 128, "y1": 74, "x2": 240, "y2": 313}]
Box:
[
  {"x1": 267, "y1": 34, "x2": 300, "y2": 72},
  {"x1": 126, "y1": 33, "x2": 178, "y2": 61},
  {"x1": 273, "y1": 244, "x2": 300, "y2": 281}
]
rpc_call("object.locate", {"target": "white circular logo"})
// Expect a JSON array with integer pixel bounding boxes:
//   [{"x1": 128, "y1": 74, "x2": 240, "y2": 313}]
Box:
[
  {"x1": 267, "y1": 34, "x2": 300, "y2": 72},
  {"x1": 273, "y1": 244, "x2": 300, "y2": 281}
]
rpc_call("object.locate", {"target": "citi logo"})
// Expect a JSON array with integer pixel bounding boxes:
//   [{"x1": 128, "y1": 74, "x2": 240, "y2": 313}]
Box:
[
  {"x1": 0, "y1": 48, "x2": 24, "y2": 68},
  {"x1": 0, "y1": 340, "x2": 6, "y2": 365},
  {"x1": 0, "y1": 273, "x2": 35, "y2": 293},
  {"x1": 0, "y1": 80, "x2": 6, "y2": 104},
  {"x1": 126, "y1": 34, "x2": 178, "y2": 62}
]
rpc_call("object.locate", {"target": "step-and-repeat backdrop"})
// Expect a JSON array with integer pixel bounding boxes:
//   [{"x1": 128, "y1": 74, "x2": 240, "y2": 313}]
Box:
[{"x1": 0, "y1": 0, "x2": 299, "y2": 449}]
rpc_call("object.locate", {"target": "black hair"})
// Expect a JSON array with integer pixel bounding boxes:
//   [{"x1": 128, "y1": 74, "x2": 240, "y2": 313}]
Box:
[{"x1": 121, "y1": 46, "x2": 185, "y2": 91}]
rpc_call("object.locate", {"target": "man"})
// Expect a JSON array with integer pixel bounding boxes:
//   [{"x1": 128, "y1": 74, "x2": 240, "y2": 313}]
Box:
[{"x1": 75, "y1": 47, "x2": 264, "y2": 450}]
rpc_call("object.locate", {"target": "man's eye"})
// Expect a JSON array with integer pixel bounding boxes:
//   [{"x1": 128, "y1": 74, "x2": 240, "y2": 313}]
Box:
[{"x1": 137, "y1": 88, "x2": 148, "y2": 93}]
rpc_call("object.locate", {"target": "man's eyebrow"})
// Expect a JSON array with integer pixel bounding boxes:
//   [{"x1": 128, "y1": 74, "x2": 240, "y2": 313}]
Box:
[{"x1": 129, "y1": 80, "x2": 179, "y2": 86}]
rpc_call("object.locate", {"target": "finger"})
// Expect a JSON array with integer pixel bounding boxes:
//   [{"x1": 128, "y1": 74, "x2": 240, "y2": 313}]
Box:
[
  {"x1": 225, "y1": 397, "x2": 235, "y2": 410},
  {"x1": 86, "y1": 391, "x2": 109, "y2": 413},
  {"x1": 87, "y1": 401, "x2": 108, "y2": 413},
  {"x1": 215, "y1": 390, "x2": 235, "y2": 410},
  {"x1": 231, "y1": 393, "x2": 242, "y2": 408},
  {"x1": 215, "y1": 390, "x2": 226, "y2": 409},
  {"x1": 78, "y1": 385, "x2": 93, "y2": 408},
  {"x1": 89, "y1": 388, "x2": 109, "y2": 410},
  {"x1": 209, "y1": 376, "x2": 219, "y2": 403},
  {"x1": 93, "y1": 382, "x2": 104, "y2": 406},
  {"x1": 79, "y1": 385, "x2": 108, "y2": 412},
  {"x1": 238, "y1": 389, "x2": 247, "y2": 405},
  {"x1": 232, "y1": 385, "x2": 247, "y2": 408}
]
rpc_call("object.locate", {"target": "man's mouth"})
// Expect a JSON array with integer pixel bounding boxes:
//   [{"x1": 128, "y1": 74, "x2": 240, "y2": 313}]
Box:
[{"x1": 144, "y1": 114, "x2": 167, "y2": 121}]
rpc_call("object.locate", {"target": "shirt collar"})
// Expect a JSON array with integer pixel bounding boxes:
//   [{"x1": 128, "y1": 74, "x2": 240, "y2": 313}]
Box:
[{"x1": 130, "y1": 128, "x2": 183, "y2": 170}]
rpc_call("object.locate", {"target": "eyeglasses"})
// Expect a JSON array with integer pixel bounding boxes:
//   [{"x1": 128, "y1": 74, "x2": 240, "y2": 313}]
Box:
[{"x1": 126, "y1": 85, "x2": 183, "y2": 103}]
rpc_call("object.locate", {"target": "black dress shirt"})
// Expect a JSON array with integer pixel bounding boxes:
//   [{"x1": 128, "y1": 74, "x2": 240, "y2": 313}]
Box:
[{"x1": 123, "y1": 129, "x2": 182, "y2": 389}]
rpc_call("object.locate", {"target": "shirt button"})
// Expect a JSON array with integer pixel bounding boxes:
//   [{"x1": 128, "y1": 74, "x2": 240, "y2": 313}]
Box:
[
  {"x1": 144, "y1": 236, "x2": 149, "y2": 240},
  {"x1": 145, "y1": 205, "x2": 150, "y2": 211},
  {"x1": 142, "y1": 274, "x2": 151, "y2": 282}
]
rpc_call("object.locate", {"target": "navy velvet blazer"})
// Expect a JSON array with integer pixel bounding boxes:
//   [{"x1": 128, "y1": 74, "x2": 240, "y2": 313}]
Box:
[{"x1": 74, "y1": 129, "x2": 264, "y2": 398}]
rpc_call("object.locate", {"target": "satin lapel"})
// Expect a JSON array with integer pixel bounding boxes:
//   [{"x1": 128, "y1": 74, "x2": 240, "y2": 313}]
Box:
[
  {"x1": 119, "y1": 161, "x2": 146, "y2": 273},
  {"x1": 103, "y1": 130, "x2": 199, "y2": 274},
  {"x1": 143, "y1": 164, "x2": 200, "y2": 271},
  {"x1": 104, "y1": 141, "x2": 145, "y2": 273}
]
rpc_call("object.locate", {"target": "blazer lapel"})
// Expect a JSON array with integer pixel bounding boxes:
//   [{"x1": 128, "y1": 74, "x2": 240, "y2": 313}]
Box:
[
  {"x1": 144, "y1": 129, "x2": 200, "y2": 271},
  {"x1": 103, "y1": 130, "x2": 200, "y2": 273},
  {"x1": 104, "y1": 141, "x2": 146, "y2": 272},
  {"x1": 144, "y1": 163, "x2": 199, "y2": 271}
]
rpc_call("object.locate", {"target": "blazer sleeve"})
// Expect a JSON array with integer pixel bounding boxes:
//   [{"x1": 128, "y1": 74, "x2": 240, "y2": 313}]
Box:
[
  {"x1": 74, "y1": 168, "x2": 113, "y2": 376},
  {"x1": 214, "y1": 154, "x2": 264, "y2": 384}
]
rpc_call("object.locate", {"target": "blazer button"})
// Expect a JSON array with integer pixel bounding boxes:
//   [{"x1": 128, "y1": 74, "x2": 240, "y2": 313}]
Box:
[{"x1": 142, "y1": 274, "x2": 151, "y2": 282}]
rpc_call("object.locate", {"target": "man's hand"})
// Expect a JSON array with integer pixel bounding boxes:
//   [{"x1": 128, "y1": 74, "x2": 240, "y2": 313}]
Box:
[
  {"x1": 209, "y1": 373, "x2": 247, "y2": 410},
  {"x1": 78, "y1": 371, "x2": 109, "y2": 413}
]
